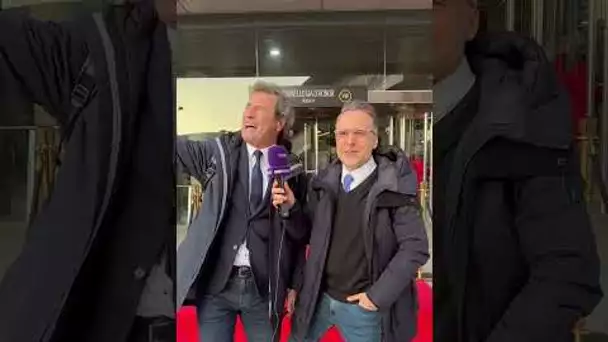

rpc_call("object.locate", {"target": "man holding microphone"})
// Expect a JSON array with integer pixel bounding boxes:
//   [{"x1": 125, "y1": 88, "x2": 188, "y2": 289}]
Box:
[{"x1": 176, "y1": 81, "x2": 309, "y2": 341}]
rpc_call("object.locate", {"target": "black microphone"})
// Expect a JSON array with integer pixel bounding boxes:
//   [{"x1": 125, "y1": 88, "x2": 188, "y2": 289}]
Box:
[{"x1": 267, "y1": 144, "x2": 296, "y2": 218}]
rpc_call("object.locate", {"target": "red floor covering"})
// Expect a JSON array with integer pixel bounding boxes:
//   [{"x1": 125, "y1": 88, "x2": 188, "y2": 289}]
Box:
[{"x1": 177, "y1": 280, "x2": 432, "y2": 342}]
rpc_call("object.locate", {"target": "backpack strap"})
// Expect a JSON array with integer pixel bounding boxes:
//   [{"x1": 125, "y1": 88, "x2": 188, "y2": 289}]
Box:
[{"x1": 56, "y1": 55, "x2": 97, "y2": 166}]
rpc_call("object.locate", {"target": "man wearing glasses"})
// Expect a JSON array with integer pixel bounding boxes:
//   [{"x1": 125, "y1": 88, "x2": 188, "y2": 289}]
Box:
[{"x1": 272, "y1": 100, "x2": 429, "y2": 342}]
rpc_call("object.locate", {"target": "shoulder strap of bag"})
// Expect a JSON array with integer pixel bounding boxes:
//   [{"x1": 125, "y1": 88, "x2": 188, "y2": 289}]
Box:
[{"x1": 56, "y1": 55, "x2": 97, "y2": 166}]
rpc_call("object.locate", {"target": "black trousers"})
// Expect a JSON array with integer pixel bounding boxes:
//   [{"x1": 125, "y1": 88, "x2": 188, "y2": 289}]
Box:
[{"x1": 127, "y1": 316, "x2": 175, "y2": 342}]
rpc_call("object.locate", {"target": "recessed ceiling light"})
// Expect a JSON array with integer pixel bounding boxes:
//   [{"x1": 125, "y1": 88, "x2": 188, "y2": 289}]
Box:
[{"x1": 269, "y1": 48, "x2": 281, "y2": 58}]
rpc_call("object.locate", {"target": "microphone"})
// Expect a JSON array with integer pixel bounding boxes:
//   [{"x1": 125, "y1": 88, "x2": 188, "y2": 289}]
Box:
[{"x1": 267, "y1": 144, "x2": 294, "y2": 218}]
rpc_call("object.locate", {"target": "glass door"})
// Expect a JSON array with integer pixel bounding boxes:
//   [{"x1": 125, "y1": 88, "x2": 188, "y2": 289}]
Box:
[
  {"x1": 576, "y1": 0, "x2": 608, "y2": 210},
  {"x1": 370, "y1": 90, "x2": 432, "y2": 277},
  {"x1": 291, "y1": 108, "x2": 340, "y2": 175},
  {"x1": 369, "y1": 90, "x2": 433, "y2": 227}
]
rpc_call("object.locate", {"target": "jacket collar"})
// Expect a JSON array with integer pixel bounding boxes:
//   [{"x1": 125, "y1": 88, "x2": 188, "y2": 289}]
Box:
[
  {"x1": 434, "y1": 57, "x2": 476, "y2": 124},
  {"x1": 465, "y1": 31, "x2": 572, "y2": 150},
  {"x1": 312, "y1": 146, "x2": 417, "y2": 198},
  {"x1": 442, "y1": 32, "x2": 574, "y2": 228}
]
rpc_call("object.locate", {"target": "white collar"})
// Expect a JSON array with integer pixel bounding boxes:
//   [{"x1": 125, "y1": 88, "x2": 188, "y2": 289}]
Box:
[
  {"x1": 433, "y1": 57, "x2": 476, "y2": 123},
  {"x1": 341, "y1": 156, "x2": 377, "y2": 190},
  {"x1": 246, "y1": 144, "x2": 270, "y2": 159}
]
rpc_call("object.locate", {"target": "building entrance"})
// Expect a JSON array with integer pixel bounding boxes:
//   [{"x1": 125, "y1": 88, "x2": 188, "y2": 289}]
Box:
[{"x1": 289, "y1": 89, "x2": 433, "y2": 228}]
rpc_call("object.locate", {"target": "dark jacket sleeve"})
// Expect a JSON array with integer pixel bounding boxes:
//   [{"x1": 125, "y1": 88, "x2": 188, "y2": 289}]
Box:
[
  {"x1": 175, "y1": 137, "x2": 216, "y2": 184},
  {"x1": 285, "y1": 173, "x2": 312, "y2": 291},
  {"x1": 486, "y1": 157, "x2": 603, "y2": 342},
  {"x1": 283, "y1": 173, "x2": 312, "y2": 241},
  {"x1": 0, "y1": 8, "x2": 86, "y2": 125},
  {"x1": 366, "y1": 203, "x2": 430, "y2": 310},
  {"x1": 289, "y1": 242, "x2": 307, "y2": 292},
  {"x1": 285, "y1": 206, "x2": 310, "y2": 292},
  {"x1": 284, "y1": 204, "x2": 308, "y2": 292}
]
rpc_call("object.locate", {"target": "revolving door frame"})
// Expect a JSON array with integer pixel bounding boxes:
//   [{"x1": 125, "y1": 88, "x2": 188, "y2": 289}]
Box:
[{"x1": 369, "y1": 90, "x2": 433, "y2": 229}]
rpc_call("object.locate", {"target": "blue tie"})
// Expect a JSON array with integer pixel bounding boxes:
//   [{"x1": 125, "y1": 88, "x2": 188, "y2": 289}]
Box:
[
  {"x1": 343, "y1": 174, "x2": 354, "y2": 192},
  {"x1": 250, "y1": 150, "x2": 263, "y2": 212}
]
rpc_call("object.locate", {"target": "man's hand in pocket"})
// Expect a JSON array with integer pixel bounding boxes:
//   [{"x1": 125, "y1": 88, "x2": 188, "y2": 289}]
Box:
[
  {"x1": 346, "y1": 292, "x2": 378, "y2": 312},
  {"x1": 286, "y1": 289, "x2": 297, "y2": 316}
]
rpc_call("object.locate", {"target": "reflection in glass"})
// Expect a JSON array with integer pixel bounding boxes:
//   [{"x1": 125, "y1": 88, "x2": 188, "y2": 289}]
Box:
[
  {"x1": 258, "y1": 25, "x2": 384, "y2": 78},
  {"x1": 176, "y1": 185, "x2": 191, "y2": 227},
  {"x1": 0, "y1": 129, "x2": 31, "y2": 223},
  {"x1": 290, "y1": 116, "x2": 316, "y2": 174},
  {"x1": 375, "y1": 110, "x2": 392, "y2": 147},
  {"x1": 316, "y1": 119, "x2": 337, "y2": 171},
  {"x1": 175, "y1": 27, "x2": 257, "y2": 77},
  {"x1": 177, "y1": 11, "x2": 433, "y2": 87},
  {"x1": 389, "y1": 104, "x2": 432, "y2": 224},
  {"x1": 386, "y1": 16, "x2": 432, "y2": 89}
]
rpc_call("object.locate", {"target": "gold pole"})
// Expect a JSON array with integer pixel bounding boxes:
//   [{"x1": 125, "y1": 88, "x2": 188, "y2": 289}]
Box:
[{"x1": 573, "y1": 318, "x2": 586, "y2": 342}]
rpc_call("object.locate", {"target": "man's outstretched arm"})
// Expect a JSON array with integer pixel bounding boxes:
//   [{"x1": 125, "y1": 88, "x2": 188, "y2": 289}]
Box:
[{"x1": 0, "y1": 7, "x2": 87, "y2": 124}]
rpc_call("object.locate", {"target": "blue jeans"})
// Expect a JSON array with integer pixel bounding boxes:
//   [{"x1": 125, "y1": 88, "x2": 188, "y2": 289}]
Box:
[
  {"x1": 293, "y1": 293, "x2": 382, "y2": 342},
  {"x1": 197, "y1": 272, "x2": 273, "y2": 342}
]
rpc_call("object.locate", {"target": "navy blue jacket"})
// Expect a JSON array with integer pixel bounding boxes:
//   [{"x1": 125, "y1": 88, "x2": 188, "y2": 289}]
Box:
[{"x1": 291, "y1": 147, "x2": 429, "y2": 342}]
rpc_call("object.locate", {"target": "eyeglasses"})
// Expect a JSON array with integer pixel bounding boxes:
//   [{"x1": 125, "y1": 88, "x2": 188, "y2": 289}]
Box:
[{"x1": 334, "y1": 129, "x2": 376, "y2": 139}]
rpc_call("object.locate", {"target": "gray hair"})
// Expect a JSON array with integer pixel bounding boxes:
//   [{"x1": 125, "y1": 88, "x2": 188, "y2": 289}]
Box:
[
  {"x1": 339, "y1": 100, "x2": 378, "y2": 132},
  {"x1": 250, "y1": 81, "x2": 295, "y2": 137}
]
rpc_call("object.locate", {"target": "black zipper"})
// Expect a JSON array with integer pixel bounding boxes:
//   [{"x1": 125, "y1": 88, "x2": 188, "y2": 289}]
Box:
[{"x1": 367, "y1": 200, "x2": 378, "y2": 282}]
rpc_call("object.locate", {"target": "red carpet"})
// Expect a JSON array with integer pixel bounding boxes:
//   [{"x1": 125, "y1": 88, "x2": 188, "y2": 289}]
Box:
[{"x1": 177, "y1": 280, "x2": 432, "y2": 342}]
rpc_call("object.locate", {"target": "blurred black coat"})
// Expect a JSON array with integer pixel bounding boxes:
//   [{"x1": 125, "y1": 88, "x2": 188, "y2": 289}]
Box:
[
  {"x1": 433, "y1": 32, "x2": 603, "y2": 342},
  {"x1": 0, "y1": 2, "x2": 174, "y2": 341}
]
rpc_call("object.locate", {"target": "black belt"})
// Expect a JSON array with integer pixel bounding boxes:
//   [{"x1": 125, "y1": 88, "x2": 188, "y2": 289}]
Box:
[{"x1": 231, "y1": 266, "x2": 253, "y2": 278}]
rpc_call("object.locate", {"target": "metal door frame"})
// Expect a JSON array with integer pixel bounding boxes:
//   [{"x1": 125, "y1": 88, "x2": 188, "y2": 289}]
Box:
[
  {"x1": 0, "y1": 126, "x2": 53, "y2": 224},
  {"x1": 369, "y1": 90, "x2": 433, "y2": 275},
  {"x1": 367, "y1": 89, "x2": 432, "y2": 104},
  {"x1": 584, "y1": 0, "x2": 608, "y2": 211},
  {"x1": 368, "y1": 90, "x2": 433, "y2": 227}
]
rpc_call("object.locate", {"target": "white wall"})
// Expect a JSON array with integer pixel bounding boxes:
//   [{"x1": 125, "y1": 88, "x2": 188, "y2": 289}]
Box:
[{"x1": 176, "y1": 76, "x2": 309, "y2": 135}]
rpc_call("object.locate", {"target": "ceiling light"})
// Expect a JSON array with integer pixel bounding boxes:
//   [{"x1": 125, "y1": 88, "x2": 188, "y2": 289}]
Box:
[{"x1": 269, "y1": 48, "x2": 281, "y2": 58}]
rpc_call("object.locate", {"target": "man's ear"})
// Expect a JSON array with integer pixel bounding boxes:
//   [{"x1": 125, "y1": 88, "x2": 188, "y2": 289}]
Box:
[
  {"x1": 276, "y1": 118, "x2": 286, "y2": 133},
  {"x1": 466, "y1": 7, "x2": 480, "y2": 41}
]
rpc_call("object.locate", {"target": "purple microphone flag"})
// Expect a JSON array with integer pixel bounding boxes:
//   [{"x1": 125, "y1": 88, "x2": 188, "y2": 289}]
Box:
[{"x1": 267, "y1": 145, "x2": 291, "y2": 176}]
